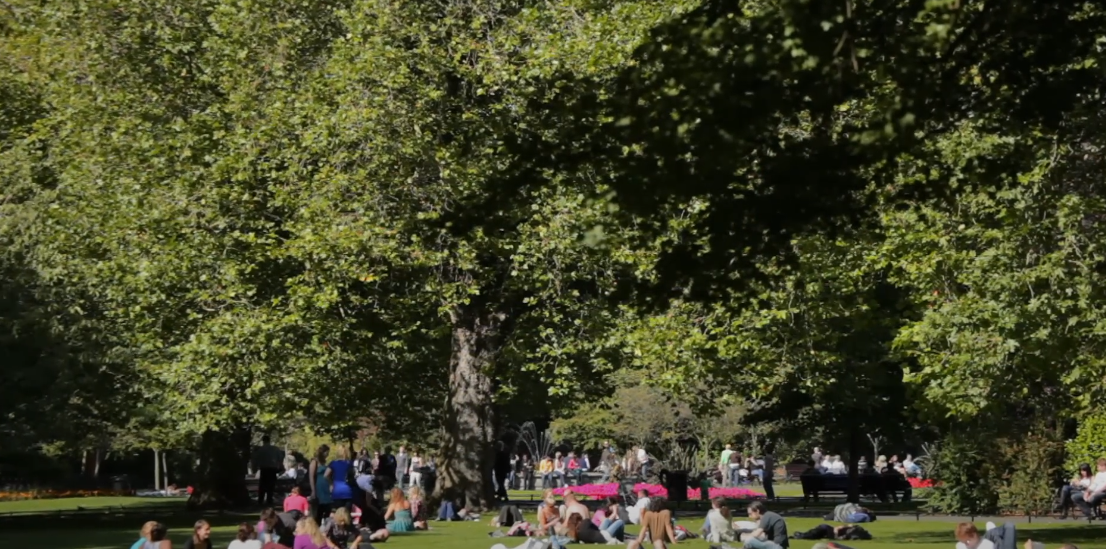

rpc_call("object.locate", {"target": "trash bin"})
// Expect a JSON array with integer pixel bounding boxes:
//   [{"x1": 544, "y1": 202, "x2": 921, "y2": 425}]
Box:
[
  {"x1": 664, "y1": 471, "x2": 688, "y2": 502},
  {"x1": 112, "y1": 475, "x2": 130, "y2": 492}
]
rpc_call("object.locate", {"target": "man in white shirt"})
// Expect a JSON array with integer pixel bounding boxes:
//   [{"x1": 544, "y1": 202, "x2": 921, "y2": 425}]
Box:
[
  {"x1": 637, "y1": 447, "x2": 651, "y2": 479},
  {"x1": 1072, "y1": 458, "x2": 1106, "y2": 518},
  {"x1": 827, "y1": 456, "x2": 847, "y2": 475},
  {"x1": 627, "y1": 488, "x2": 652, "y2": 524}
]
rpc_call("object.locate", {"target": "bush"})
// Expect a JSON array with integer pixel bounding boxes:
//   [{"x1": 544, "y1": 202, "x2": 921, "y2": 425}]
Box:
[
  {"x1": 997, "y1": 430, "x2": 1064, "y2": 516},
  {"x1": 1065, "y1": 413, "x2": 1106, "y2": 471},
  {"x1": 925, "y1": 434, "x2": 1001, "y2": 516}
]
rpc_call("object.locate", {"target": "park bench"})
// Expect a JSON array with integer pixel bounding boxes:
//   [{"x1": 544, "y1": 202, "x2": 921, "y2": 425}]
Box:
[
  {"x1": 799, "y1": 473, "x2": 912, "y2": 504},
  {"x1": 784, "y1": 463, "x2": 810, "y2": 482}
]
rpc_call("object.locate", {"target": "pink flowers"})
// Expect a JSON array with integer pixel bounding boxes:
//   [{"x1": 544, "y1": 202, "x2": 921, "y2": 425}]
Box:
[{"x1": 552, "y1": 483, "x2": 764, "y2": 500}]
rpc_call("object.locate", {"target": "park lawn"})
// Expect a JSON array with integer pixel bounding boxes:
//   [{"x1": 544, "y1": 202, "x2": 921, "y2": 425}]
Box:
[
  {"x1": 1, "y1": 515, "x2": 1105, "y2": 549},
  {"x1": 0, "y1": 496, "x2": 182, "y2": 514}
]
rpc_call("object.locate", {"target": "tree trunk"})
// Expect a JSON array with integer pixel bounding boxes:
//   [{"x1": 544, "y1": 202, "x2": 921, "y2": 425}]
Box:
[
  {"x1": 188, "y1": 427, "x2": 252, "y2": 509},
  {"x1": 847, "y1": 428, "x2": 861, "y2": 503},
  {"x1": 162, "y1": 450, "x2": 169, "y2": 489},
  {"x1": 154, "y1": 449, "x2": 161, "y2": 491},
  {"x1": 433, "y1": 308, "x2": 504, "y2": 512}
]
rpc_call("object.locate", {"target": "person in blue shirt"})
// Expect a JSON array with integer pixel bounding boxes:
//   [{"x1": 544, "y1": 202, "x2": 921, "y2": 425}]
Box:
[{"x1": 328, "y1": 445, "x2": 355, "y2": 514}]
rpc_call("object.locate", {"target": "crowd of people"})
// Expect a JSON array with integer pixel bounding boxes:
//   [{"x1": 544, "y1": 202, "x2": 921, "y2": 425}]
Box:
[
  {"x1": 715, "y1": 444, "x2": 777, "y2": 500},
  {"x1": 125, "y1": 436, "x2": 1103, "y2": 549},
  {"x1": 808, "y1": 447, "x2": 923, "y2": 478}
]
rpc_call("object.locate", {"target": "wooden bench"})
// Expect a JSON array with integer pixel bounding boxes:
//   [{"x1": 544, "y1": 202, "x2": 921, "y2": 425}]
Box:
[
  {"x1": 784, "y1": 463, "x2": 811, "y2": 482},
  {"x1": 799, "y1": 473, "x2": 912, "y2": 503}
]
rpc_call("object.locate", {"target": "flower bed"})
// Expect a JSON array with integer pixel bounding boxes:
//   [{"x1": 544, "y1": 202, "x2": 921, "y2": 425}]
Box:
[
  {"x1": 907, "y1": 477, "x2": 935, "y2": 489},
  {"x1": 0, "y1": 489, "x2": 134, "y2": 502},
  {"x1": 552, "y1": 483, "x2": 764, "y2": 500}
]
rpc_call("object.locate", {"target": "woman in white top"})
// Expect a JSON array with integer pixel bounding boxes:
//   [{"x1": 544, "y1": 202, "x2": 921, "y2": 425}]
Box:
[
  {"x1": 637, "y1": 447, "x2": 651, "y2": 479},
  {"x1": 702, "y1": 497, "x2": 736, "y2": 543},
  {"x1": 227, "y1": 523, "x2": 262, "y2": 549},
  {"x1": 1059, "y1": 463, "x2": 1093, "y2": 519},
  {"x1": 408, "y1": 451, "x2": 424, "y2": 488}
]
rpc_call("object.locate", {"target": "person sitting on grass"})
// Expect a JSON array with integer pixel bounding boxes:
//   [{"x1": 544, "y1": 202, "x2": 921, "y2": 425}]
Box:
[
  {"x1": 131, "y1": 521, "x2": 158, "y2": 549},
  {"x1": 292, "y1": 517, "x2": 327, "y2": 549},
  {"x1": 384, "y1": 487, "x2": 416, "y2": 533},
  {"x1": 137, "y1": 522, "x2": 171, "y2": 549},
  {"x1": 323, "y1": 508, "x2": 363, "y2": 549},
  {"x1": 563, "y1": 512, "x2": 612, "y2": 545},
  {"x1": 407, "y1": 485, "x2": 429, "y2": 530},
  {"x1": 284, "y1": 485, "x2": 310, "y2": 516},
  {"x1": 701, "y1": 497, "x2": 736, "y2": 543},
  {"x1": 628, "y1": 488, "x2": 653, "y2": 525},
  {"x1": 261, "y1": 509, "x2": 299, "y2": 546},
  {"x1": 743, "y1": 501, "x2": 789, "y2": 549},
  {"x1": 228, "y1": 523, "x2": 263, "y2": 549},
  {"x1": 597, "y1": 496, "x2": 627, "y2": 541},
  {"x1": 627, "y1": 497, "x2": 676, "y2": 549},
  {"x1": 563, "y1": 489, "x2": 590, "y2": 521},
  {"x1": 358, "y1": 496, "x2": 391, "y2": 543},
  {"x1": 183, "y1": 520, "x2": 212, "y2": 549},
  {"x1": 537, "y1": 493, "x2": 563, "y2": 536}
]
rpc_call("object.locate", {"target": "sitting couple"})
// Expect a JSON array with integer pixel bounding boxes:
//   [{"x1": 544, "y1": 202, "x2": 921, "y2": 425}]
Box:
[{"x1": 702, "y1": 500, "x2": 788, "y2": 549}]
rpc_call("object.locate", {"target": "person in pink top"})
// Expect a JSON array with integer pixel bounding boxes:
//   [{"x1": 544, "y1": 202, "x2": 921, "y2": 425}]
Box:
[{"x1": 283, "y1": 485, "x2": 309, "y2": 515}]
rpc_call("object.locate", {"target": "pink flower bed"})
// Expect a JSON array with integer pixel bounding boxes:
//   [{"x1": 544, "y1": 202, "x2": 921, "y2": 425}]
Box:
[
  {"x1": 908, "y1": 477, "x2": 935, "y2": 488},
  {"x1": 552, "y1": 483, "x2": 764, "y2": 500}
]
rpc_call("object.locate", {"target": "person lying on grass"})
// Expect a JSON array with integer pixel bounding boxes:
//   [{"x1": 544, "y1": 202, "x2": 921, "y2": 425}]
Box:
[{"x1": 791, "y1": 524, "x2": 871, "y2": 541}]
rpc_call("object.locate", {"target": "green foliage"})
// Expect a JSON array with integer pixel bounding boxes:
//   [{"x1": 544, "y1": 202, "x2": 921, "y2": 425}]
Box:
[
  {"x1": 1065, "y1": 413, "x2": 1106, "y2": 471},
  {"x1": 925, "y1": 434, "x2": 1001, "y2": 516},
  {"x1": 997, "y1": 430, "x2": 1064, "y2": 517}
]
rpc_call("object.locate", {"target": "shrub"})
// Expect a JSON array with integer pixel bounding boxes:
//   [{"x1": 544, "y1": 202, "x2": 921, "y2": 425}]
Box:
[
  {"x1": 1065, "y1": 413, "x2": 1106, "y2": 472},
  {"x1": 925, "y1": 434, "x2": 1001, "y2": 516},
  {"x1": 998, "y1": 430, "x2": 1064, "y2": 516}
]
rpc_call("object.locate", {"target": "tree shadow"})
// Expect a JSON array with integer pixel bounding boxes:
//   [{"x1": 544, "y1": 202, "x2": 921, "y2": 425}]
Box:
[{"x1": 886, "y1": 524, "x2": 1106, "y2": 545}]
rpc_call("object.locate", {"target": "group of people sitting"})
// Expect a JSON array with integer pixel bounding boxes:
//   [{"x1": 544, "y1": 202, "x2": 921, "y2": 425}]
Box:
[
  {"x1": 809, "y1": 447, "x2": 923, "y2": 477},
  {"x1": 487, "y1": 487, "x2": 681, "y2": 549},
  {"x1": 1056, "y1": 458, "x2": 1106, "y2": 519}
]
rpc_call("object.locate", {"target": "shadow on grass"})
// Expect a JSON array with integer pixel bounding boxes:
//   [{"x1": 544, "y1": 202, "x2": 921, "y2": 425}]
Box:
[{"x1": 886, "y1": 524, "x2": 1106, "y2": 546}]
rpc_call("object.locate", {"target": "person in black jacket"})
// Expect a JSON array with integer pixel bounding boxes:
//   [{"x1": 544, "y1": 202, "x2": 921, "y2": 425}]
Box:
[{"x1": 495, "y1": 442, "x2": 513, "y2": 501}]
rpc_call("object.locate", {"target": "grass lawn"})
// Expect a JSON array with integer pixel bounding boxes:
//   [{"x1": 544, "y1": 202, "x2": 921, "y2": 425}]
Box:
[
  {"x1": 0, "y1": 513, "x2": 1104, "y2": 549},
  {"x1": 0, "y1": 496, "x2": 182, "y2": 514}
]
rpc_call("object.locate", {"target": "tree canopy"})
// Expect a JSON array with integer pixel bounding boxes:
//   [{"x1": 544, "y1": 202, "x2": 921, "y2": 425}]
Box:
[{"x1": 3, "y1": 0, "x2": 1106, "y2": 510}]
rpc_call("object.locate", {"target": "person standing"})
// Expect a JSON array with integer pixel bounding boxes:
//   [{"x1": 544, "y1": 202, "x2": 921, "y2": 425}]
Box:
[
  {"x1": 762, "y1": 445, "x2": 777, "y2": 501},
  {"x1": 408, "y1": 450, "x2": 424, "y2": 489},
  {"x1": 328, "y1": 446, "x2": 355, "y2": 514},
  {"x1": 309, "y1": 445, "x2": 332, "y2": 522},
  {"x1": 395, "y1": 446, "x2": 410, "y2": 488},
  {"x1": 719, "y1": 444, "x2": 735, "y2": 486},
  {"x1": 637, "y1": 446, "x2": 651, "y2": 480},
  {"x1": 494, "y1": 442, "x2": 512, "y2": 501},
  {"x1": 812, "y1": 447, "x2": 824, "y2": 469},
  {"x1": 252, "y1": 435, "x2": 286, "y2": 507},
  {"x1": 374, "y1": 447, "x2": 397, "y2": 503}
]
